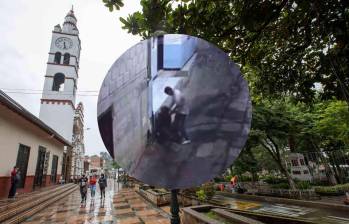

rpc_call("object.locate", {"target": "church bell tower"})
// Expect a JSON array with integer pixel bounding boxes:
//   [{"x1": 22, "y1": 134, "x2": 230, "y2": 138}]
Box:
[{"x1": 39, "y1": 8, "x2": 81, "y2": 142}]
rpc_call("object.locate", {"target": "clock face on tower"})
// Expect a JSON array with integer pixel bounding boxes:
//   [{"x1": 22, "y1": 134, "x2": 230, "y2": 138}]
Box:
[{"x1": 55, "y1": 37, "x2": 73, "y2": 50}]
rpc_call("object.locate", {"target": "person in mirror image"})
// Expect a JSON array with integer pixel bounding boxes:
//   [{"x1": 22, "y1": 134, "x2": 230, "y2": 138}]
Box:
[{"x1": 164, "y1": 86, "x2": 191, "y2": 145}]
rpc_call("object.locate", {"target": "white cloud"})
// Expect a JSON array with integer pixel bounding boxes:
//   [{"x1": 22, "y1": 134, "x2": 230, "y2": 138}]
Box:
[{"x1": 0, "y1": 0, "x2": 142, "y2": 155}]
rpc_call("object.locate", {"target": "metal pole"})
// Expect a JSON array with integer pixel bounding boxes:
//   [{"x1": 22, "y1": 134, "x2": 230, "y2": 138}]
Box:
[{"x1": 170, "y1": 189, "x2": 180, "y2": 224}]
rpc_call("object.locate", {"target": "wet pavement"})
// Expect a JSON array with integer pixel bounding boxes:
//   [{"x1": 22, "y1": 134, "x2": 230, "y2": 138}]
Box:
[
  {"x1": 22, "y1": 180, "x2": 170, "y2": 224},
  {"x1": 213, "y1": 194, "x2": 349, "y2": 223}
]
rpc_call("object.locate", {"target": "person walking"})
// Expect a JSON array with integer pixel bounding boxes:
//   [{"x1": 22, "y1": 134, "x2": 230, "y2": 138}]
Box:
[
  {"x1": 8, "y1": 166, "x2": 19, "y2": 198},
  {"x1": 164, "y1": 86, "x2": 191, "y2": 144},
  {"x1": 98, "y1": 174, "x2": 107, "y2": 199},
  {"x1": 89, "y1": 175, "x2": 97, "y2": 199},
  {"x1": 79, "y1": 174, "x2": 88, "y2": 204}
]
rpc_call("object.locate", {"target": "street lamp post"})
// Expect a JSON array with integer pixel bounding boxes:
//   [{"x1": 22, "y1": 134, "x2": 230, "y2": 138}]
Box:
[{"x1": 170, "y1": 189, "x2": 180, "y2": 224}]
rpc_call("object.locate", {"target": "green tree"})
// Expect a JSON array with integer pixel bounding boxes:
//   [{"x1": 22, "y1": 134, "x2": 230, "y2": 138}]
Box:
[
  {"x1": 104, "y1": 0, "x2": 349, "y2": 187},
  {"x1": 314, "y1": 100, "x2": 349, "y2": 145},
  {"x1": 112, "y1": 161, "x2": 121, "y2": 169},
  {"x1": 313, "y1": 100, "x2": 349, "y2": 183},
  {"x1": 102, "y1": 0, "x2": 124, "y2": 12},
  {"x1": 230, "y1": 136, "x2": 263, "y2": 182},
  {"x1": 251, "y1": 103, "x2": 297, "y2": 189},
  {"x1": 231, "y1": 148, "x2": 259, "y2": 181},
  {"x1": 108, "y1": 0, "x2": 349, "y2": 104}
]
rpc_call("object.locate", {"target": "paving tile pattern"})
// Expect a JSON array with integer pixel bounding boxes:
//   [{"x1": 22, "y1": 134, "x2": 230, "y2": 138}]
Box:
[
  {"x1": 113, "y1": 189, "x2": 170, "y2": 224},
  {"x1": 21, "y1": 181, "x2": 170, "y2": 224}
]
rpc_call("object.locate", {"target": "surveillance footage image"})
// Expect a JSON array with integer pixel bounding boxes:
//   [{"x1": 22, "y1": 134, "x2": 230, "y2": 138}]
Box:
[
  {"x1": 2, "y1": 1, "x2": 349, "y2": 223},
  {"x1": 97, "y1": 34, "x2": 252, "y2": 189}
]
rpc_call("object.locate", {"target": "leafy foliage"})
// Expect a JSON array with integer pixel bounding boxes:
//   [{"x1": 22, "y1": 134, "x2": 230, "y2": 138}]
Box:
[
  {"x1": 112, "y1": 0, "x2": 349, "y2": 103},
  {"x1": 314, "y1": 100, "x2": 349, "y2": 145},
  {"x1": 102, "y1": 0, "x2": 124, "y2": 12},
  {"x1": 195, "y1": 182, "x2": 215, "y2": 201},
  {"x1": 314, "y1": 183, "x2": 349, "y2": 195},
  {"x1": 104, "y1": 0, "x2": 349, "y2": 188}
]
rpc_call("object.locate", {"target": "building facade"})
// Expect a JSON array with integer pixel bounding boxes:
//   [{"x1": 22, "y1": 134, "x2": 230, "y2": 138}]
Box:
[
  {"x1": 0, "y1": 91, "x2": 71, "y2": 198},
  {"x1": 39, "y1": 9, "x2": 85, "y2": 181},
  {"x1": 286, "y1": 153, "x2": 312, "y2": 181},
  {"x1": 83, "y1": 156, "x2": 90, "y2": 175},
  {"x1": 39, "y1": 8, "x2": 81, "y2": 141},
  {"x1": 87, "y1": 155, "x2": 105, "y2": 176},
  {"x1": 71, "y1": 102, "x2": 85, "y2": 178}
]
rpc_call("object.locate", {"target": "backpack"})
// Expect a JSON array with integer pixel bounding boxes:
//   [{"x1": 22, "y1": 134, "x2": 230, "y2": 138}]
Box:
[
  {"x1": 80, "y1": 178, "x2": 87, "y2": 187},
  {"x1": 99, "y1": 178, "x2": 106, "y2": 188}
]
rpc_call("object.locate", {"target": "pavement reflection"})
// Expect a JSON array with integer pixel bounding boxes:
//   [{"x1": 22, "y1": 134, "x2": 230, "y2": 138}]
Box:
[{"x1": 22, "y1": 180, "x2": 170, "y2": 224}]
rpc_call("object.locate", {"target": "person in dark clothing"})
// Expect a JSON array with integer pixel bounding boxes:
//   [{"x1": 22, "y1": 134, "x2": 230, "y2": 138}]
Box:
[
  {"x1": 8, "y1": 166, "x2": 19, "y2": 198},
  {"x1": 155, "y1": 106, "x2": 175, "y2": 143},
  {"x1": 98, "y1": 174, "x2": 107, "y2": 199},
  {"x1": 164, "y1": 87, "x2": 191, "y2": 144},
  {"x1": 79, "y1": 174, "x2": 88, "y2": 204}
]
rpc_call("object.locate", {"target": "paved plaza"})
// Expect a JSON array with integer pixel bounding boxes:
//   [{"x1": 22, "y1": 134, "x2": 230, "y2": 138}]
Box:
[{"x1": 21, "y1": 181, "x2": 170, "y2": 224}]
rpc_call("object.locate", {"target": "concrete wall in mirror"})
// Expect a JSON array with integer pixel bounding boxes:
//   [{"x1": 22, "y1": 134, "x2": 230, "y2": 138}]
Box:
[{"x1": 97, "y1": 34, "x2": 252, "y2": 189}]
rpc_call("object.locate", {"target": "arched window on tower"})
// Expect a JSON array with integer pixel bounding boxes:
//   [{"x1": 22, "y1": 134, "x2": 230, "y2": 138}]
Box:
[
  {"x1": 54, "y1": 52, "x2": 61, "y2": 64},
  {"x1": 63, "y1": 53, "x2": 70, "y2": 65},
  {"x1": 52, "y1": 73, "x2": 65, "y2": 91}
]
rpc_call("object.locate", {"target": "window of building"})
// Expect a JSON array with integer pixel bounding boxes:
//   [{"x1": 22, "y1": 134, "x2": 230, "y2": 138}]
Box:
[
  {"x1": 292, "y1": 171, "x2": 301, "y2": 175},
  {"x1": 300, "y1": 159, "x2": 305, "y2": 166},
  {"x1": 157, "y1": 35, "x2": 164, "y2": 70},
  {"x1": 54, "y1": 52, "x2": 61, "y2": 64},
  {"x1": 303, "y1": 170, "x2": 309, "y2": 174},
  {"x1": 63, "y1": 53, "x2": 70, "y2": 65},
  {"x1": 52, "y1": 73, "x2": 65, "y2": 91},
  {"x1": 291, "y1": 159, "x2": 299, "y2": 167}
]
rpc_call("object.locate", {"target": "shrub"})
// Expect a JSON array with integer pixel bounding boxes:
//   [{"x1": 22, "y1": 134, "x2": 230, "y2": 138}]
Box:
[
  {"x1": 223, "y1": 174, "x2": 252, "y2": 183},
  {"x1": 296, "y1": 181, "x2": 312, "y2": 190},
  {"x1": 311, "y1": 180, "x2": 330, "y2": 186},
  {"x1": 195, "y1": 182, "x2": 216, "y2": 201},
  {"x1": 201, "y1": 182, "x2": 215, "y2": 200},
  {"x1": 196, "y1": 189, "x2": 206, "y2": 201},
  {"x1": 270, "y1": 181, "x2": 312, "y2": 190},
  {"x1": 314, "y1": 183, "x2": 349, "y2": 195},
  {"x1": 240, "y1": 175, "x2": 252, "y2": 182},
  {"x1": 262, "y1": 175, "x2": 288, "y2": 184},
  {"x1": 213, "y1": 176, "x2": 225, "y2": 183},
  {"x1": 271, "y1": 183, "x2": 290, "y2": 189},
  {"x1": 224, "y1": 174, "x2": 233, "y2": 182}
]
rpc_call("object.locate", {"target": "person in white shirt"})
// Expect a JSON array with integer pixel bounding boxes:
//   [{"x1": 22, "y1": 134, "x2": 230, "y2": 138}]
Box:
[{"x1": 164, "y1": 86, "x2": 191, "y2": 144}]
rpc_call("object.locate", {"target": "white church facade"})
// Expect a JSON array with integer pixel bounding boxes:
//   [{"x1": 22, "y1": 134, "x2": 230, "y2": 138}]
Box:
[{"x1": 39, "y1": 8, "x2": 85, "y2": 180}]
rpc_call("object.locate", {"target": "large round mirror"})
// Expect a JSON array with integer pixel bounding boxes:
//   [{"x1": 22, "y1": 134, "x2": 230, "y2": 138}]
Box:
[{"x1": 98, "y1": 34, "x2": 252, "y2": 189}]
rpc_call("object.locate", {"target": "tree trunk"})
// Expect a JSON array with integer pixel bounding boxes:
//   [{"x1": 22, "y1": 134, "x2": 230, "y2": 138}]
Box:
[
  {"x1": 310, "y1": 139, "x2": 338, "y2": 185},
  {"x1": 288, "y1": 135, "x2": 296, "y2": 152},
  {"x1": 320, "y1": 153, "x2": 338, "y2": 185},
  {"x1": 260, "y1": 139, "x2": 297, "y2": 189},
  {"x1": 276, "y1": 160, "x2": 297, "y2": 190},
  {"x1": 251, "y1": 171, "x2": 258, "y2": 182}
]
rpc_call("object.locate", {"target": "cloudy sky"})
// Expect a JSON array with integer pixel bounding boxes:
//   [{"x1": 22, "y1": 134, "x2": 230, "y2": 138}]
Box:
[{"x1": 0, "y1": 0, "x2": 142, "y2": 155}]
